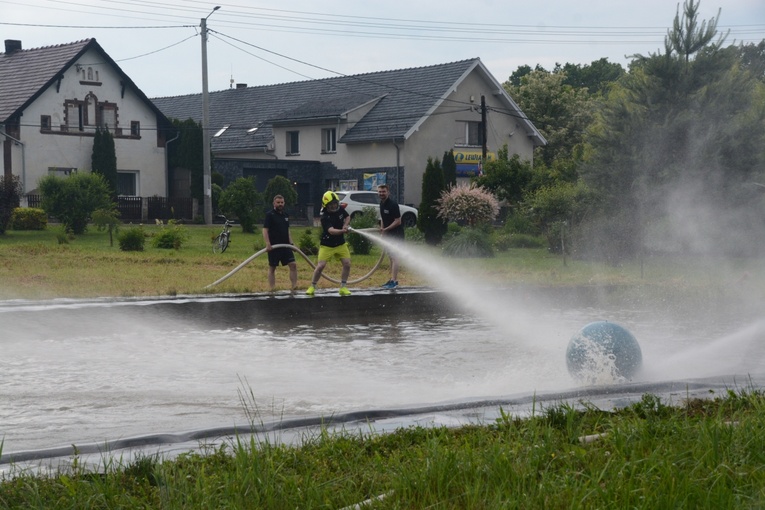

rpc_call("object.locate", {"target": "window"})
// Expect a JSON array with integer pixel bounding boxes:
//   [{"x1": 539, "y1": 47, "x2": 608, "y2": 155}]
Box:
[
  {"x1": 466, "y1": 121, "x2": 483, "y2": 146},
  {"x1": 321, "y1": 128, "x2": 336, "y2": 153},
  {"x1": 65, "y1": 101, "x2": 83, "y2": 131},
  {"x1": 40, "y1": 115, "x2": 51, "y2": 131},
  {"x1": 117, "y1": 172, "x2": 138, "y2": 196},
  {"x1": 100, "y1": 105, "x2": 117, "y2": 130},
  {"x1": 286, "y1": 131, "x2": 300, "y2": 155},
  {"x1": 130, "y1": 121, "x2": 140, "y2": 137}
]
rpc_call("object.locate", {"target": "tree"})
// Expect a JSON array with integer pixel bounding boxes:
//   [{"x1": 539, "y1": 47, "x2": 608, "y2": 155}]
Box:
[
  {"x1": 473, "y1": 145, "x2": 533, "y2": 206},
  {"x1": 523, "y1": 181, "x2": 598, "y2": 255},
  {"x1": 418, "y1": 157, "x2": 447, "y2": 245},
  {"x1": 91, "y1": 127, "x2": 118, "y2": 198},
  {"x1": 39, "y1": 173, "x2": 113, "y2": 235},
  {"x1": 168, "y1": 118, "x2": 203, "y2": 201},
  {"x1": 91, "y1": 206, "x2": 121, "y2": 246},
  {"x1": 0, "y1": 175, "x2": 22, "y2": 234},
  {"x1": 582, "y1": 0, "x2": 765, "y2": 257},
  {"x1": 560, "y1": 58, "x2": 625, "y2": 95},
  {"x1": 505, "y1": 69, "x2": 594, "y2": 169},
  {"x1": 665, "y1": 0, "x2": 728, "y2": 64},
  {"x1": 442, "y1": 149, "x2": 457, "y2": 188},
  {"x1": 218, "y1": 177, "x2": 263, "y2": 233},
  {"x1": 263, "y1": 175, "x2": 298, "y2": 206}
]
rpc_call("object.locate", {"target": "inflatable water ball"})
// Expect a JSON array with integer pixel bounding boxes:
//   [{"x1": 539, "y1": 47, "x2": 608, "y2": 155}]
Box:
[{"x1": 566, "y1": 321, "x2": 642, "y2": 384}]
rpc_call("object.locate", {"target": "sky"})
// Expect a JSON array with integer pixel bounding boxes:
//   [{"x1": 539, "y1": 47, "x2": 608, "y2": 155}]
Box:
[{"x1": 2, "y1": 0, "x2": 764, "y2": 98}]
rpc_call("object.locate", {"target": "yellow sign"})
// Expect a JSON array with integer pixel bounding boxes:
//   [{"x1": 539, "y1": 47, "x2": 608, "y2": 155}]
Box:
[{"x1": 453, "y1": 150, "x2": 495, "y2": 165}]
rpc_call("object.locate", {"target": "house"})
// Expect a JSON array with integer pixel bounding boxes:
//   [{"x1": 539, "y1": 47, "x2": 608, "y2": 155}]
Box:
[
  {"x1": 0, "y1": 39, "x2": 173, "y2": 211},
  {"x1": 152, "y1": 58, "x2": 545, "y2": 213}
]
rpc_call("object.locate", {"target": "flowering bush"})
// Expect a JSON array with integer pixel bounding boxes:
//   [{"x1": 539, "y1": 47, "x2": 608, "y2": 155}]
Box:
[{"x1": 436, "y1": 184, "x2": 500, "y2": 226}]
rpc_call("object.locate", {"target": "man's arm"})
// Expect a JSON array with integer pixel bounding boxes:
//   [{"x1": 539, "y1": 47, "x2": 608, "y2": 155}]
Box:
[{"x1": 262, "y1": 227, "x2": 272, "y2": 251}]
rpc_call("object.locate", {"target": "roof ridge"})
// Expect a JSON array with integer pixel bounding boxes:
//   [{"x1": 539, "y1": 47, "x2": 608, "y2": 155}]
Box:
[
  {"x1": 152, "y1": 57, "x2": 481, "y2": 99},
  {"x1": 1, "y1": 39, "x2": 92, "y2": 56}
]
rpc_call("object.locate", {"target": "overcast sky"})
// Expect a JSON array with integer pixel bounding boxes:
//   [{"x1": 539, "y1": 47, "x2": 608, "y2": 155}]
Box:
[{"x1": 3, "y1": 0, "x2": 764, "y2": 98}]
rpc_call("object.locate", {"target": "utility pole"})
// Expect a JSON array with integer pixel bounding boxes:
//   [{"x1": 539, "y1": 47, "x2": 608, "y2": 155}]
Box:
[
  {"x1": 480, "y1": 95, "x2": 487, "y2": 161},
  {"x1": 201, "y1": 6, "x2": 220, "y2": 225}
]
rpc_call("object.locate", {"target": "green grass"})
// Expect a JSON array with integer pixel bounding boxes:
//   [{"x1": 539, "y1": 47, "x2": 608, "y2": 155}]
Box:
[
  {"x1": 2, "y1": 224, "x2": 764, "y2": 300},
  {"x1": 2, "y1": 389, "x2": 765, "y2": 508}
]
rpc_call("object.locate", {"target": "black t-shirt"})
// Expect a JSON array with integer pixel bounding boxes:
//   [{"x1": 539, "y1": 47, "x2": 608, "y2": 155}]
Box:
[
  {"x1": 380, "y1": 198, "x2": 404, "y2": 237},
  {"x1": 319, "y1": 207, "x2": 350, "y2": 247},
  {"x1": 263, "y1": 209, "x2": 291, "y2": 245}
]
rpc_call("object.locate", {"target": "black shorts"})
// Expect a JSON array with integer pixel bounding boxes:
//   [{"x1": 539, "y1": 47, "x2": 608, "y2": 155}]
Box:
[{"x1": 268, "y1": 247, "x2": 296, "y2": 267}]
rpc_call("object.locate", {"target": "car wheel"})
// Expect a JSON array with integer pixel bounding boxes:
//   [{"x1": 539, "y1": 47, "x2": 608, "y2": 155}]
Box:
[{"x1": 402, "y1": 212, "x2": 417, "y2": 228}]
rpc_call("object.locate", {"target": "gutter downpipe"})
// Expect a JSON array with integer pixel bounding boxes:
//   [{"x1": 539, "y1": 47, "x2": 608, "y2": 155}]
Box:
[
  {"x1": 0, "y1": 126, "x2": 26, "y2": 195},
  {"x1": 164, "y1": 130, "x2": 180, "y2": 198},
  {"x1": 392, "y1": 138, "x2": 401, "y2": 203}
]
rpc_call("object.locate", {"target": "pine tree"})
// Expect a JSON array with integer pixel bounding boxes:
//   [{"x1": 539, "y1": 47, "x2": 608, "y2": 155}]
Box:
[
  {"x1": 91, "y1": 127, "x2": 118, "y2": 198},
  {"x1": 418, "y1": 157, "x2": 447, "y2": 245}
]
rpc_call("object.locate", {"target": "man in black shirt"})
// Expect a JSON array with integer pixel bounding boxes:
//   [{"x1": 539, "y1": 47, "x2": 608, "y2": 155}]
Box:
[
  {"x1": 262, "y1": 195, "x2": 297, "y2": 291},
  {"x1": 378, "y1": 184, "x2": 404, "y2": 289},
  {"x1": 306, "y1": 191, "x2": 352, "y2": 296}
]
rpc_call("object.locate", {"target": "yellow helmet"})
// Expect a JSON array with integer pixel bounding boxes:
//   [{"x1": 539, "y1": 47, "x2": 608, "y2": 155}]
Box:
[{"x1": 322, "y1": 191, "x2": 339, "y2": 207}]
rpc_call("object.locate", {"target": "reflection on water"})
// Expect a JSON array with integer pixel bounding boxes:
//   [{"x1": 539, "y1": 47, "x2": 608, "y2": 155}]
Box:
[{"x1": 1, "y1": 294, "x2": 764, "y2": 455}]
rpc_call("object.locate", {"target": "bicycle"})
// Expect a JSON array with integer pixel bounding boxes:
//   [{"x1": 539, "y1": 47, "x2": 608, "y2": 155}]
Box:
[{"x1": 212, "y1": 215, "x2": 232, "y2": 253}]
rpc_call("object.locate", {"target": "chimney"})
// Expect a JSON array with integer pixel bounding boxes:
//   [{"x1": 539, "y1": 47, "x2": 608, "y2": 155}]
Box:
[
  {"x1": 236, "y1": 83, "x2": 247, "y2": 89},
  {"x1": 4, "y1": 40, "x2": 22, "y2": 53}
]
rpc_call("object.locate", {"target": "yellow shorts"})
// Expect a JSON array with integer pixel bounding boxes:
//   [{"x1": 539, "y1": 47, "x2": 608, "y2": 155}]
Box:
[{"x1": 317, "y1": 243, "x2": 351, "y2": 262}]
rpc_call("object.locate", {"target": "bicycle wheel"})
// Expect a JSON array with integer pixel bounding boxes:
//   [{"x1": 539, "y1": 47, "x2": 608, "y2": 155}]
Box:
[{"x1": 212, "y1": 234, "x2": 227, "y2": 254}]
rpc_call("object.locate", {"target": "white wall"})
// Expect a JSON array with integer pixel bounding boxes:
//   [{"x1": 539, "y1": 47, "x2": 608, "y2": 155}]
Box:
[{"x1": 15, "y1": 47, "x2": 166, "y2": 196}]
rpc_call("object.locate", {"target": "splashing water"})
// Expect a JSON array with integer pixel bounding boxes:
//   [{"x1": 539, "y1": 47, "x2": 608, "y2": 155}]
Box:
[{"x1": 350, "y1": 228, "x2": 559, "y2": 349}]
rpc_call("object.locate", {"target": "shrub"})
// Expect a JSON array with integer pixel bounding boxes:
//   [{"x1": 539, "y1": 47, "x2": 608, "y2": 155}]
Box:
[
  {"x1": 118, "y1": 226, "x2": 146, "y2": 251},
  {"x1": 152, "y1": 221, "x2": 188, "y2": 249},
  {"x1": 442, "y1": 227, "x2": 494, "y2": 258},
  {"x1": 503, "y1": 210, "x2": 539, "y2": 235},
  {"x1": 298, "y1": 228, "x2": 319, "y2": 256},
  {"x1": 443, "y1": 221, "x2": 462, "y2": 241},
  {"x1": 218, "y1": 177, "x2": 264, "y2": 233},
  {"x1": 494, "y1": 233, "x2": 546, "y2": 251},
  {"x1": 347, "y1": 206, "x2": 377, "y2": 255},
  {"x1": 405, "y1": 227, "x2": 424, "y2": 243},
  {"x1": 11, "y1": 208, "x2": 47, "y2": 230},
  {"x1": 264, "y1": 175, "x2": 298, "y2": 206},
  {"x1": 0, "y1": 175, "x2": 21, "y2": 234},
  {"x1": 437, "y1": 183, "x2": 500, "y2": 227},
  {"x1": 38, "y1": 172, "x2": 113, "y2": 234}
]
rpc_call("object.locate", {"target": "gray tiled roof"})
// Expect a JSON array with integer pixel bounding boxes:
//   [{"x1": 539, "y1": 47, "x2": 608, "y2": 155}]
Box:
[
  {"x1": 0, "y1": 39, "x2": 171, "y2": 127},
  {"x1": 0, "y1": 40, "x2": 91, "y2": 122},
  {"x1": 152, "y1": 58, "x2": 513, "y2": 153}
]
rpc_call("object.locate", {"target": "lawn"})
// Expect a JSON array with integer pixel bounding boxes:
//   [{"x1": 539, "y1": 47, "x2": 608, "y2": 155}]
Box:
[{"x1": 1, "y1": 224, "x2": 764, "y2": 301}]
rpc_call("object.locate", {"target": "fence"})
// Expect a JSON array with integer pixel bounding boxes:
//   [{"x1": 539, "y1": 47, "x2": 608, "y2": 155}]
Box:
[{"x1": 23, "y1": 195, "x2": 196, "y2": 223}]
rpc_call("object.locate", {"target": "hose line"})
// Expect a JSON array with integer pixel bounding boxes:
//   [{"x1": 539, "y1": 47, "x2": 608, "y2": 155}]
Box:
[{"x1": 205, "y1": 229, "x2": 385, "y2": 289}]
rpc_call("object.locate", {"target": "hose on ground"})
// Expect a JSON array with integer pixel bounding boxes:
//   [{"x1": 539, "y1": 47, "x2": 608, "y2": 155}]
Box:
[{"x1": 204, "y1": 229, "x2": 386, "y2": 289}]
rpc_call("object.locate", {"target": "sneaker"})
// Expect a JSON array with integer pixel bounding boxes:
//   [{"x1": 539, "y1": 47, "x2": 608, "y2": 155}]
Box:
[
  {"x1": 306, "y1": 286, "x2": 315, "y2": 296},
  {"x1": 338, "y1": 287, "x2": 352, "y2": 296},
  {"x1": 389, "y1": 281, "x2": 399, "y2": 289},
  {"x1": 381, "y1": 280, "x2": 393, "y2": 288}
]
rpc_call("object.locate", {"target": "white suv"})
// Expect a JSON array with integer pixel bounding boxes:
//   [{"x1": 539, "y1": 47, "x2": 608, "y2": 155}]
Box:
[{"x1": 336, "y1": 191, "x2": 418, "y2": 228}]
